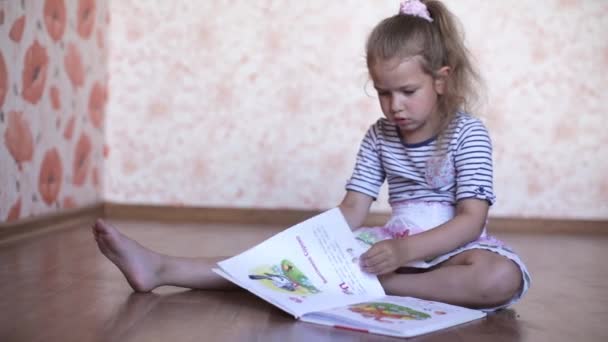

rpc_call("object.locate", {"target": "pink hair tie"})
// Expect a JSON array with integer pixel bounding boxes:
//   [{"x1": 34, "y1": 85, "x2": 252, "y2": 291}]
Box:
[{"x1": 399, "y1": 0, "x2": 433, "y2": 22}]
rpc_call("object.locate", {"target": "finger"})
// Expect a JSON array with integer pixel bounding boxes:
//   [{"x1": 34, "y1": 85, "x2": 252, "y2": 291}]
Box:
[
  {"x1": 361, "y1": 247, "x2": 380, "y2": 260},
  {"x1": 363, "y1": 260, "x2": 390, "y2": 275},
  {"x1": 362, "y1": 243, "x2": 391, "y2": 259},
  {"x1": 361, "y1": 251, "x2": 387, "y2": 268},
  {"x1": 369, "y1": 263, "x2": 397, "y2": 275},
  {"x1": 362, "y1": 254, "x2": 400, "y2": 274},
  {"x1": 361, "y1": 253, "x2": 389, "y2": 269}
]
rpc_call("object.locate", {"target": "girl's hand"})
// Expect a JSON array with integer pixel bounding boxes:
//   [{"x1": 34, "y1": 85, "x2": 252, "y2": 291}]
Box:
[{"x1": 360, "y1": 239, "x2": 408, "y2": 275}]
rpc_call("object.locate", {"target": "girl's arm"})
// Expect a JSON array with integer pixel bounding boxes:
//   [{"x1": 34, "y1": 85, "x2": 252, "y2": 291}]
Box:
[
  {"x1": 338, "y1": 191, "x2": 374, "y2": 230},
  {"x1": 404, "y1": 198, "x2": 488, "y2": 261},
  {"x1": 360, "y1": 198, "x2": 489, "y2": 275}
]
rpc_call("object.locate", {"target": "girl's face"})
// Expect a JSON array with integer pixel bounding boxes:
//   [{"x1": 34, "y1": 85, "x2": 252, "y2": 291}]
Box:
[{"x1": 369, "y1": 57, "x2": 447, "y2": 144}]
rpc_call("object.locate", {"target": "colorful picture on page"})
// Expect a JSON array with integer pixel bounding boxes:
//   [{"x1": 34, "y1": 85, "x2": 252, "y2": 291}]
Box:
[
  {"x1": 348, "y1": 302, "x2": 431, "y2": 323},
  {"x1": 248, "y1": 259, "x2": 321, "y2": 295}
]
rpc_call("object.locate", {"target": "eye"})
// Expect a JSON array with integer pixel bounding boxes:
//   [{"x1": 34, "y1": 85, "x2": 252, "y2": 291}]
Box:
[
  {"x1": 376, "y1": 90, "x2": 390, "y2": 97},
  {"x1": 401, "y1": 89, "x2": 416, "y2": 96}
]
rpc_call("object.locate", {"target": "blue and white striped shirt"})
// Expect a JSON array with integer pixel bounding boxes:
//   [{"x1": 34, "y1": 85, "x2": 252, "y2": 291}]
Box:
[{"x1": 346, "y1": 113, "x2": 496, "y2": 206}]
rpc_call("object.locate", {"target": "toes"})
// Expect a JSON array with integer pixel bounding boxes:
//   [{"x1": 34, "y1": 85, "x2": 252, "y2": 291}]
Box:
[
  {"x1": 92, "y1": 220, "x2": 102, "y2": 233},
  {"x1": 93, "y1": 218, "x2": 105, "y2": 230},
  {"x1": 93, "y1": 218, "x2": 114, "y2": 236}
]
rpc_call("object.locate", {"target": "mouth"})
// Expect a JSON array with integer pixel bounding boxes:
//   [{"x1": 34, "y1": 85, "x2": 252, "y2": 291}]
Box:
[{"x1": 394, "y1": 118, "x2": 412, "y2": 125}]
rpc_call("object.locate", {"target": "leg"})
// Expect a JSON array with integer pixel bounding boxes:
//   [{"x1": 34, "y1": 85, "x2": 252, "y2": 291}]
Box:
[
  {"x1": 92, "y1": 219, "x2": 236, "y2": 292},
  {"x1": 379, "y1": 249, "x2": 523, "y2": 308}
]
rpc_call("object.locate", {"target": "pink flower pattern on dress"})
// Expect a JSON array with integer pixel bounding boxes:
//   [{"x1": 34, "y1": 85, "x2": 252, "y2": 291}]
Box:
[
  {"x1": 384, "y1": 215, "x2": 421, "y2": 238},
  {"x1": 425, "y1": 154, "x2": 455, "y2": 189}
]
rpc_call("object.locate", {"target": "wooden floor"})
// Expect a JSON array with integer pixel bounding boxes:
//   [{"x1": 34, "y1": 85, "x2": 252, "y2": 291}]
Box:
[{"x1": 1, "y1": 219, "x2": 607, "y2": 342}]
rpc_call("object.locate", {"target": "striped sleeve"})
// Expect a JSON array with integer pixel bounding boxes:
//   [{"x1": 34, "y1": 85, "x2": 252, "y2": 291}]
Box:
[
  {"x1": 454, "y1": 120, "x2": 496, "y2": 205},
  {"x1": 345, "y1": 124, "x2": 386, "y2": 199}
]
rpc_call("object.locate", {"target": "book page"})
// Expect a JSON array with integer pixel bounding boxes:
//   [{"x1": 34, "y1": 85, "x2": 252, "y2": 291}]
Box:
[
  {"x1": 217, "y1": 208, "x2": 385, "y2": 317},
  {"x1": 301, "y1": 295, "x2": 486, "y2": 338}
]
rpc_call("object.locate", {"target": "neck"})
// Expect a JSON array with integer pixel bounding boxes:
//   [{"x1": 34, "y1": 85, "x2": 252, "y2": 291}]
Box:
[{"x1": 401, "y1": 113, "x2": 441, "y2": 145}]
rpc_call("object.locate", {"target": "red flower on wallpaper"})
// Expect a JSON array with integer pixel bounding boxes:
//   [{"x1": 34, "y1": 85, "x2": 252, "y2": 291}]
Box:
[
  {"x1": 62, "y1": 196, "x2": 77, "y2": 209},
  {"x1": 89, "y1": 81, "x2": 106, "y2": 128},
  {"x1": 0, "y1": 52, "x2": 6, "y2": 108},
  {"x1": 64, "y1": 43, "x2": 84, "y2": 88},
  {"x1": 4, "y1": 111, "x2": 34, "y2": 169},
  {"x1": 73, "y1": 132, "x2": 92, "y2": 186},
  {"x1": 50, "y1": 85, "x2": 61, "y2": 110},
  {"x1": 39, "y1": 148, "x2": 63, "y2": 205},
  {"x1": 103, "y1": 144, "x2": 110, "y2": 158},
  {"x1": 22, "y1": 40, "x2": 49, "y2": 104},
  {"x1": 92, "y1": 167, "x2": 99, "y2": 188},
  {"x1": 63, "y1": 115, "x2": 76, "y2": 140},
  {"x1": 7, "y1": 199, "x2": 22, "y2": 222},
  {"x1": 44, "y1": 0, "x2": 67, "y2": 41},
  {"x1": 96, "y1": 28, "x2": 104, "y2": 49},
  {"x1": 9, "y1": 15, "x2": 25, "y2": 42},
  {"x1": 77, "y1": 0, "x2": 96, "y2": 39}
]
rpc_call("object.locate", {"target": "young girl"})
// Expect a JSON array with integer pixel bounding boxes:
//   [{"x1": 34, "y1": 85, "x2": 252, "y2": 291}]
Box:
[{"x1": 93, "y1": 0, "x2": 530, "y2": 311}]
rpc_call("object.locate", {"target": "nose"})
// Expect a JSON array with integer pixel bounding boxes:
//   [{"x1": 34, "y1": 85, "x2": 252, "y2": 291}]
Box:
[{"x1": 389, "y1": 93, "x2": 404, "y2": 114}]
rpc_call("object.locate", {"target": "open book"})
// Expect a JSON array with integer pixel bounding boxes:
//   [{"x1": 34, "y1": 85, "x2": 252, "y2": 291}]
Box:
[{"x1": 213, "y1": 208, "x2": 486, "y2": 338}]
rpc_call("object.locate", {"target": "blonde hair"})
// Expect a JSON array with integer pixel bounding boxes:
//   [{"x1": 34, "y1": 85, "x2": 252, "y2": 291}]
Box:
[{"x1": 366, "y1": 0, "x2": 481, "y2": 137}]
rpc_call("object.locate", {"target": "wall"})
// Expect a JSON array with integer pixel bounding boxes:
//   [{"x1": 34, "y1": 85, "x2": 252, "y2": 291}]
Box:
[
  {"x1": 0, "y1": 0, "x2": 108, "y2": 222},
  {"x1": 104, "y1": 0, "x2": 608, "y2": 220}
]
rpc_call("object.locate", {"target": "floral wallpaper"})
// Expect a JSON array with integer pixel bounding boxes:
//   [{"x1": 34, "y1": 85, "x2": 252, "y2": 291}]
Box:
[
  {"x1": 0, "y1": 0, "x2": 108, "y2": 222},
  {"x1": 104, "y1": 0, "x2": 607, "y2": 220}
]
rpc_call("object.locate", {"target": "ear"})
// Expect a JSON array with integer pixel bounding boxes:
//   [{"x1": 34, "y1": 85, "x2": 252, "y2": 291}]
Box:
[{"x1": 434, "y1": 66, "x2": 451, "y2": 95}]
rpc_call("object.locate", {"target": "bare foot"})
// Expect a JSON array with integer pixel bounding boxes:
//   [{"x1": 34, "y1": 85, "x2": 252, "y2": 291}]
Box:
[{"x1": 92, "y1": 219, "x2": 163, "y2": 292}]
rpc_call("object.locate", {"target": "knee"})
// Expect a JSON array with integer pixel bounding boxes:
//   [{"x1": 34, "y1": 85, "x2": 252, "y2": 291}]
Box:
[{"x1": 476, "y1": 258, "x2": 522, "y2": 304}]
